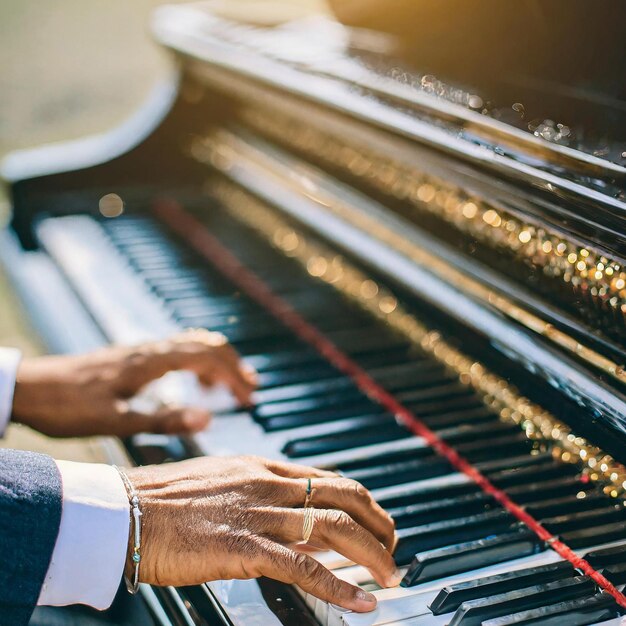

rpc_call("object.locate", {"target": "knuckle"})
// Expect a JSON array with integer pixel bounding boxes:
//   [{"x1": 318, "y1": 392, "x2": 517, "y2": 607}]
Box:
[
  {"x1": 322, "y1": 509, "x2": 352, "y2": 531},
  {"x1": 291, "y1": 553, "x2": 319, "y2": 586}
]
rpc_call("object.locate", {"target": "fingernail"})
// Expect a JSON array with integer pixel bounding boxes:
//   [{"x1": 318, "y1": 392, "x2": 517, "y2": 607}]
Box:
[{"x1": 355, "y1": 589, "x2": 377, "y2": 605}]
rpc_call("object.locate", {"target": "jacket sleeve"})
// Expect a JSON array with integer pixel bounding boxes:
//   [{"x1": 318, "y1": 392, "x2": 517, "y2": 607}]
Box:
[{"x1": 0, "y1": 448, "x2": 62, "y2": 626}]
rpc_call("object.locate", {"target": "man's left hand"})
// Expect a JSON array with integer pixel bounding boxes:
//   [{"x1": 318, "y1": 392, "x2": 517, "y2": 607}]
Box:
[{"x1": 11, "y1": 329, "x2": 257, "y2": 437}]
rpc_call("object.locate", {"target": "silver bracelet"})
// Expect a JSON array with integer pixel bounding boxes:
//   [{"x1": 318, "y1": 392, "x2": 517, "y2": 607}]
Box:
[{"x1": 114, "y1": 465, "x2": 142, "y2": 594}]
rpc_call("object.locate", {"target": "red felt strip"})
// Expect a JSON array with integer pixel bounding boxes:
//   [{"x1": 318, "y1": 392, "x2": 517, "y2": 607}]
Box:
[{"x1": 154, "y1": 199, "x2": 626, "y2": 608}]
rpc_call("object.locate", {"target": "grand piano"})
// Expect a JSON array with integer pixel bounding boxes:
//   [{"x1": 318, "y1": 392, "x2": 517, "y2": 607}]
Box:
[{"x1": 3, "y1": 2, "x2": 626, "y2": 624}]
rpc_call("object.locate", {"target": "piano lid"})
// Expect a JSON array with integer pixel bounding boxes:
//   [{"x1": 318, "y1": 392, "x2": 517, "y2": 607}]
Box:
[{"x1": 147, "y1": 2, "x2": 626, "y2": 449}]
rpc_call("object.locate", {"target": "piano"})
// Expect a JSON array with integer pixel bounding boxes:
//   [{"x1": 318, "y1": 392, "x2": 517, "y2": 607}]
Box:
[{"x1": 3, "y1": 2, "x2": 626, "y2": 624}]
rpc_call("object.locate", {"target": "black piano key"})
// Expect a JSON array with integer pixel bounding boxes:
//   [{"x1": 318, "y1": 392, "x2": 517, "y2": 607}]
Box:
[
  {"x1": 562, "y1": 521, "x2": 626, "y2": 549},
  {"x1": 256, "y1": 363, "x2": 341, "y2": 388},
  {"x1": 253, "y1": 376, "x2": 355, "y2": 404},
  {"x1": 367, "y1": 359, "x2": 446, "y2": 383},
  {"x1": 448, "y1": 575, "x2": 596, "y2": 626},
  {"x1": 583, "y1": 543, "x2": 626, "y2": 568},
  {"x1": 394, "y1": 510, "x2": 516, "y2": 563},
  {"x1": 245, "y1": 349, "x2": 325, "y2": 372},
  {"x1": 429, "y1": 561, "x2": 575, "y2": 615},
  {"x1": 456, "y1": 433, "x2": 532, "y2": 462},
  {"x1": 412, "y1": 393, "x2": 484, "y2": 415},
  {"x1": 336, "y1": 443, "x2": 437, "y2": 472},
  {"x1": 283, "y1": 422, "x2": 410, "y2": 458},
  {"x1": 397, "y1": 381, "x2": 473, "y2": 405},
  {"x1": 232, "y1": 335, "x2": 306, "y2": 356},
  {"x1": 170, "y1": 295, "x2": 259, "y2": 317},
  {"x1": 525, "y1": 492, "x2": 612, "y2": 519},
  {"x1": 388, "y1": 491, "x2": 496, "y2": 528},
  {"x1": 260, "y1": 407, "x2": 389, "y2": 431},
  {"x1": 507, "y1": 476, "x2": 595, "y2": 504},
  {"x1": 402, "y1": 529, "x2": 545, "y2": 587},
  {"x1": 489, "y1": 462, "x2": 579, "y2": 488},
  {"x1": 345, "y1": 456, "x2": 454, "y2": 490},
  {"x1": 475, "y1": 451, "x2": 555, "y2": 474},
  {"x1": 481, "y1": 591, "x2": 622, "y2": 626},
  {"x1": 421, "y1": 405, "x2": 496, "y2": 429},
  {"x1": 542, "y1": 505, "x2": 626, "y2": 534},
  {"x1": 254, "y1": 393, "x2": 377, "y2": 419},
  {"x1": 325, "y1": 327, "x2": 409, "y2": 354},
  {"x1": 601, "y1": 563, "x2": 626, "y2": 585}
]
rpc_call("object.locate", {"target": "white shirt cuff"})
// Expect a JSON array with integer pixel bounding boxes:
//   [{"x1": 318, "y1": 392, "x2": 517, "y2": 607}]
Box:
[
  {"x1": 38, "y1": 461, "x2": 130, "y2": 609},
  {"x1": 0, "y1": 347, "x2": 21, "y2": 436}
]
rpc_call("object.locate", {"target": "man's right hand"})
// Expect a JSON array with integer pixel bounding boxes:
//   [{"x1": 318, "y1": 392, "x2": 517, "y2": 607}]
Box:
[{"x1": 126, "y1": 455, "x2": 400, "y2": 612}]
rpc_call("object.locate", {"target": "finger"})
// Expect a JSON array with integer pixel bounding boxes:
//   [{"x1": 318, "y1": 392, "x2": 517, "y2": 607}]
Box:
[
  {"x1": 261, "y1": 508, "x2": 400, "y2": 587},
  {"x1": 280, "y1": 476, "x2": 396, "y2": 552},
  {"x1": 200, "y1": 362, "x2": 256, "y2": 406},
  {"x1": 263, "y1": 458, "x2": 339, "y2": 479},
  {"x1": 254, "y1": 540, "x2": 378, "y2": 613},
  {"x1": 119, "y1": 331, "x2": 256, "y2": 403},
  {"x1": 114, "y1": 401, "x2": 211, "y2": 436}
]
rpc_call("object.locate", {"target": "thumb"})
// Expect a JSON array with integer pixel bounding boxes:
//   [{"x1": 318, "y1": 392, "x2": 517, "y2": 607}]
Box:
[{"x1": 114, "y1": 401, "x2": 212, "y2": 436}]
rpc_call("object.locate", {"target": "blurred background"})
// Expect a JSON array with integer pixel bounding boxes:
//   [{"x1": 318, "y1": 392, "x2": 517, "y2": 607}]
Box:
[
  {"x1": 0, "y1": 0, "x2": 326, "y2": 454},
  {"x1": 0, "y1": 0, "x2": 329, "y2": 350}
]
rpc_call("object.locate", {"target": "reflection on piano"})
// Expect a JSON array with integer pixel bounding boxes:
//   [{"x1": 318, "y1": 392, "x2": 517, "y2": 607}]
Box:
[{"x1": 3, "y1": 2, "x2": 626, "y2": 625}]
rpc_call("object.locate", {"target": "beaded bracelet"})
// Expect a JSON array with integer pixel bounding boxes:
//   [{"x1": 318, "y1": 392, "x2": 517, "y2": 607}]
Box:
[{"x1": 114, "y1": 466, "x2": 142, "y2": 594}]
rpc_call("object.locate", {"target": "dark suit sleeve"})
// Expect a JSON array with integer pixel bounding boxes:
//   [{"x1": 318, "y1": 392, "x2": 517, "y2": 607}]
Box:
[{"x1": 0, "y1": 449, "x2": 63, "y2": 626}]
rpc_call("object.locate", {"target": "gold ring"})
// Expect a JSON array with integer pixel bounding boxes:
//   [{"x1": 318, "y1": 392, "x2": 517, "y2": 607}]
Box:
[
  {"x1": 304, "y1": 477, "x2": 313, "y2": 508},
  {"x1": 302, "y1": 506, "x2": 315, "y2": 543}
]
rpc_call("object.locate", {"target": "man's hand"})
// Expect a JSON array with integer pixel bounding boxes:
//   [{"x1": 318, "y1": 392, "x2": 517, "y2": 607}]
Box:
[
  {"x1": 12, "y1": 330, "x2": 256, "y2": 438},
  {"x1": 127, "y1": 456, "x2": 400, "y2": 612}
]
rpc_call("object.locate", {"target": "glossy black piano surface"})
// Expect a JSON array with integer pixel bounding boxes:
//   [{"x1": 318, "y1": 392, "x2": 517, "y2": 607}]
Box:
[{"x1": 2, "y1": 2, "x2": 626, "y2": 625}]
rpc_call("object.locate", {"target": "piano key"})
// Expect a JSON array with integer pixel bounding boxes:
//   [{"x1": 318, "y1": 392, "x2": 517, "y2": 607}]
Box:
[
  {"x1": 584, "y1": 543, "x2": 626, "y2": 568},
  {"x1": 447, "y1": 575, "x2": 596, "y2": 626},
  {"x1": 253, "y1": 375, "x2": 355, "y2": 404},
  {"x1": 260, "y1": 406, "x2": 389, "y2": 431},
  {"x1": 455, "y1": 433, "x2": 532, "y2": 462},
  {"x1": 411, "y1": 393, "x2": 484, "y2": 415},
  {"x1": 481, "y1": 591, "x2": 622, "y2": 626},
  {"x1": 245, "y1": 348, "x2": 325, "y2": 371},
  {"x1": 506, "y1": 476, "x2": 596, "y2": 504},
  {"x1": 562, "y1": 522, "x2": 626, "y2": 549},
  {"x1": 601, "y1": 563, "x2": 626, "y2": 585},
  {"x1": 489, "y1": 462, "x2": 579, "y2": 488},
  {"x1": 254, "y1": 393, "x2": 378, "y2": 419},
  {"x1": 344, "y1": 456, "x2": 454, "y2": 490},
  {"x1": 302, "y1": 432, "x2": 434, "y2": 469},
  {"x1": 397, "y1": 381, "x2": 476, "y2": 405},
  {"x1": 420, "y1": 406, "x2": 496, "y2": 429},
  {"x1": 542, "y1": 506, "x2": 626, "y2": 534},
  {"x1": 256, "y1": 363, "x2": 340, "y2": 388},
  {"x1": 325, "y1": 326, "x2": 410, "y2": 354},
  {"x1": 374, "y1": 474, "x2": 478, "y2": 510},
  {"x1": 525, "y1": 492, "x2": 613, "y2": 519},
  {"x1": 388, "y1": 492, "x2": 497, "y2": 528},
  {"x1": 366, "y1": 359, "x2": 447, "y2": 383},
  {"x1": 402, "y1": 529, "x2": 546, "y2": 587},
  {"x1": 283, "y1": 422, "x2": 410, "y2": 458},
  {"x1": 474, "y1": 451, "x2": 555, "y2": 474},
  {"x1": 394, "y1": 510, "x2": 516, "y2": 563},
  {"x1": 428, "y1": 561, "x2": 575, "y2": 615}
]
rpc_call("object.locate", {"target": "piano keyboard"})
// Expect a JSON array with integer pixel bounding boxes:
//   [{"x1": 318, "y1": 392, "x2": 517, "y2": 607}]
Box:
[{"x1": 35, "y1": 204, "x2": 626, "y2": 626}]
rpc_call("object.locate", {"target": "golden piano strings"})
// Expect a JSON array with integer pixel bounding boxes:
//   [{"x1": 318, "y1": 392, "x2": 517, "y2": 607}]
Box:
[
  {"x1": 189, "y1": 130, "x2": 626, "y2": 391},
  {"x1": 202, "y1": 176, "x2": 626, "y2": 500},
  {"x1": 239, "y1": 107, "x2": 626, "y2": 331}
]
